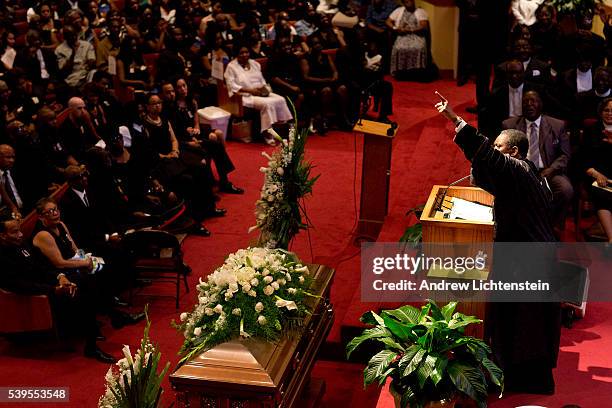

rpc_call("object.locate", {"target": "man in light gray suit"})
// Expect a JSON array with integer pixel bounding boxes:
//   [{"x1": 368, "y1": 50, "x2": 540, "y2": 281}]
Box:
[{"x1": 503, "y1": 90, "x2": 573, "y2": 228}]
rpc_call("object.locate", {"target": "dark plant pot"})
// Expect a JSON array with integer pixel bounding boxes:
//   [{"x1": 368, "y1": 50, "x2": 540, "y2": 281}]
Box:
[{"x1": 390, "y1": 385, "x2": 457, "y2": 408}]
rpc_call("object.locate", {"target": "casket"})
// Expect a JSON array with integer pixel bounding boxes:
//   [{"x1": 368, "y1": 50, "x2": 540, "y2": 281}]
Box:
[{"x1": 170, "y1": 264, "x2": 335, "y2": 408}]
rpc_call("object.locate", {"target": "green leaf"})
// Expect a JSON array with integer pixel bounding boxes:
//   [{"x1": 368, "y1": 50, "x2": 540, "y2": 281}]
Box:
[
  {"x1": 481, "y1": 357, "x2": 504, "y2": 396},
  {"x1": 360, "y1": 310, "x2": 385, "y2": 326},
  {"x1": 378, "y1": 367, "x2": 397, "y2": 385},
  {"x1": 364, "y1": 350, "x2": 398, "y2": 387},
  {"x1": 416, "y1": 354, "x2": 438, "y2": 388},
  {"x1": 430, "y1": 355, "x2": 448, "y2": 385},
  {"x1": 447, "y1": 361, "x2": 488, "y2": 403},
  {"x1": 382, "y1": 305, "x2": 422, "y2": 324},
  {"x1": 447, "y1": 317, "x2": 482, "y2": 330},
  {"x1": 378, "y1": 337, "x2": 406, "y2": 352},
  {"x1": 428, "y1": 300, "x2": 444, "y2": 321},
  {"x1": 382, "y1": 314, "x2": 413, "y2": 342},
  {"x1": 441, "y1": 302, "x2": 458, "y2": 321},
  {"x1": 397, "y1": 345, "x2": 421, "y2": 373},
  {"x1": 346, "y1": 326, "x2": 390, "y2": 358},
  {"x1": 402, "y1": 348, "x2": 426, "y2": 377}
]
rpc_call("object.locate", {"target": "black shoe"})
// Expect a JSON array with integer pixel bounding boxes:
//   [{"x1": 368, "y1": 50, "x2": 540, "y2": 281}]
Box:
[
  {"x1": 84, "y1": 345, "x2": 116, "y2": 364},
  {"x1": 207, "y1": 208, "x2": 227, "y2": 218},
  {"x1": 220, "y1": 182, "x2": 244, "y2": 194},
  {"x1": 112, "y1": 296, "x2": 128, "y2": 308},
  {"x1": 377, "y1": 115, "x2": 392, "y2": 124},
  {"x1": 111, "y1": 311, "x2": 146, "y2": 329},
  {"x1": 191, "y1": 225, "x2": 211, "y2": 237}
]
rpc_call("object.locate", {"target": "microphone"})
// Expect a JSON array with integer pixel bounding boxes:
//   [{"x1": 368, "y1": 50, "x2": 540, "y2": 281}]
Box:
[{"x1": 435, "y1": 174, "x2": 471, "y2": 211}]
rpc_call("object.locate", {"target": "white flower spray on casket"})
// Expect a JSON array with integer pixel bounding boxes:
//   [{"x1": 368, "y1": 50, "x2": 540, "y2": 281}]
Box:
[{"x1": 173, "y1": 247, "x2": 318, "y2": 365}]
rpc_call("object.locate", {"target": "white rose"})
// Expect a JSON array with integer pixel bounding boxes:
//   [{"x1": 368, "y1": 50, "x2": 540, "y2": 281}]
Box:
[
  {"x1": 288, "y1": 288, "x2": 297, "y2": 295},
  {"x1": 255, "y1": 302, "x2": 264, "y2": 312},
  {"x1": 214, "y1": 304, "x2": 223, "y2": 314},
  {"x1": 225, "y1": 291, "x2": 233, "y2": 300},
  {"x1": 180, "y1": 312, "x2": 188, "y2": 321},
  {"x1": 262, "y1": 269, "x2": 270, "y2": 276},
  {"x1": 248, "y1": 290, "x2": 257, "y2": 297},
  {"x1": 232, "y1": 308, "x2": 241, "y2": 316},
  {"x1": 257, "y1": 315, "x2": 267, "y2": 325},
  {"x1": 198, "y1": 296, "x2": 208, "y2": 304},
  {"x1": 193, "y1": 327, "x2": 202, "y2": 336},
  {"x1": 229, "y1": 283, "x2": 239, "y2": 293},
  {"x1": 271, "y1": 281, "x2": 280, "y2": 290},
  {"x1": 205, "y1": 307, "x2": 214, "y2": 316},
  {"x1": 250, "y1": 278, "x2": 259, "y2": 287},
  {"x1": 267, "y1": 195, "x2": 275, "y2": 202},
  {"x1": 277, "y1": 278, "x2": 286, "y2": 286},
  {"x1": 277, "y1": 167, "x2": 284, "y2": 176},
  {"x1": 285, "y1": 273, "x2": 292, "y2": 281},
  {"x1": 263, "y1": 275, "x2": 273, "y2": 284},
  {"x1": 242, "y1": 283, "x2": 252, "y2": 293},
  {"x1": 263, "y1": 285, "x2": 274, "y2": 296},
  {"x1": 298, "y1": 276, "x2": 305, "y2": 284},
  {"x1": 295, "y1": 265, "x2": 308, "y2": 273}
]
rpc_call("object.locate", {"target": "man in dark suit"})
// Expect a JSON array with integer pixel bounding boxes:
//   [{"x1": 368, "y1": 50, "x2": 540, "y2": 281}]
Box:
[
  {"x1": 0, "y1": 216, "x2": 115, "y2": 363},
  {"x1": 493, "y1": 38, "x2": 551, "y2": 90},
  {"x1": 0, "y1": 144, "x2": 25, "y2": 217},
  {"x1": 480, "y1": 60, "x2": 542, "y2": 138},
  {"x1": 13, "y1": 30, "x2": 58, "y2": 97},
  {"x1": 503, "y1": 90, "x2": 573, "y2": 228},
  {"x1": 59, "y1": 164, "x2": 116, "y2": 253}
]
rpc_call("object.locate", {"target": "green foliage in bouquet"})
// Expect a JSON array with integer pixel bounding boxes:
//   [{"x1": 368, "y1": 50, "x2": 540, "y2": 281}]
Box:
[
  {"x1": 550, "y1": 0, "x2": 602, "y2": 15},
  {"x1": 98, "y1": 306, "x2": 170, "y2": 408},
  {"x1": 174, "y1": 247, "x2": 314, "y2": 365},
  {"x1": 346, "y1": 301, "x2": 503, "y2": 408},
  {"x1": 251, "y1": 103, "x2": 319, "y2": 249}
]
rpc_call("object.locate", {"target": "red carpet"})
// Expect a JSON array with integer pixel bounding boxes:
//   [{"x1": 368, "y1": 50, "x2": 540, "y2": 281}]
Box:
[{"x1": 0, "y1": 79, "x2": 610, "y2": 408}]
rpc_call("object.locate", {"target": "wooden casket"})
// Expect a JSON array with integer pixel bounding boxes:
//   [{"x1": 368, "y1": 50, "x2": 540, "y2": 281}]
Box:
[{"x1": 170, "y1": 264, "x2": 335, "y2": 408}]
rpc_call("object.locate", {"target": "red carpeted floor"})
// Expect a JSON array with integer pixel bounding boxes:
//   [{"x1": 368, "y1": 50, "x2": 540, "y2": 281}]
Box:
[{"x1": 1, "y1": 79, "x2": 611, "y2": 408}]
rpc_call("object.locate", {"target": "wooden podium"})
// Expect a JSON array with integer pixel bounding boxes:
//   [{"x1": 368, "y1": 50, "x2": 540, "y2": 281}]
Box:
[
  {"x1": 420, "y1": 185, "x2": 494, "y2": 338},
  {"x1": 353, "y1": 120, "x2": 398, "y2": 239},
  {"x1": 169, "y1": 265, "x2": 334, "y2": 408}
]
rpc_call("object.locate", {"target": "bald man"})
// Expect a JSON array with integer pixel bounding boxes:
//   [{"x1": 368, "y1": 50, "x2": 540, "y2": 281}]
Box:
[
  {"x1": 59, "y1": 97, "x2": 100, "y2": 161},
  {"x1": 0, "y1": 145, "x2": 23, "y2": 217}
]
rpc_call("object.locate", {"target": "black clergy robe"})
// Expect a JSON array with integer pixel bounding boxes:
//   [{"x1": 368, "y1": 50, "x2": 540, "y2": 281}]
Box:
[{"x1": 454, "y1": 124, "x2": 561, "y2": 394}]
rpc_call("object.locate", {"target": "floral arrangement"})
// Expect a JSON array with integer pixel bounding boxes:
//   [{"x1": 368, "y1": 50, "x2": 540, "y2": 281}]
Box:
[
  {"x1": 250, "y1": 121, "x2": 319, "y2": 249},
  {"x1": 98, "y1": 308, "x2": 169, "y2": 408},
  {"x1": 174, "y1": 247, "x2": 313, "y2": 364},
  {"x1": 550, "y1": 0, "x2": 602, "y2": 15}
]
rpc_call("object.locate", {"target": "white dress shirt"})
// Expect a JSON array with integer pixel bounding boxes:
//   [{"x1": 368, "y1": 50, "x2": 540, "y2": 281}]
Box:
[
  {"x1": 576, "y1": 69, "x2": 593, "y2": 93},
  {"x1": 71, "y1": 188, "x2": 89, "y2": 207}
]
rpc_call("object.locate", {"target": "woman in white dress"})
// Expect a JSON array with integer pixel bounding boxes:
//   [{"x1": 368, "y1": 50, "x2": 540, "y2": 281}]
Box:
[
  {"x1": 224, "y1": 45, "x2": 293, "y2": 145},
  {"x1": 386, "y1": 0, "x2": 429, "y2": 77}
]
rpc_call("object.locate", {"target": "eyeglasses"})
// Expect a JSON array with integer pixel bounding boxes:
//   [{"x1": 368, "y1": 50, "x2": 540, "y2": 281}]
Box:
[{"x1": 42, "y1": 207, "x2": 59, "y2": 216}]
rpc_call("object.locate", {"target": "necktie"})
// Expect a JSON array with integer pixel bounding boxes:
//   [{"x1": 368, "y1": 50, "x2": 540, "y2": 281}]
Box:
[
  {"x1": 83, "y1": 192, "x2": 89, "y2": 207},
  {"x1": 3, "y1": 170, "x2": 22, "y2": 208},
  {"x1": 528, "y1": 123, "x2": 540, "y2": 167}
]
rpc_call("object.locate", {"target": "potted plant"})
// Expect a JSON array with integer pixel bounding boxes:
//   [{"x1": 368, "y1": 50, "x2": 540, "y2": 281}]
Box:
[{"x1": 346, "y1": 301, "x2": 503, "y2": 408}]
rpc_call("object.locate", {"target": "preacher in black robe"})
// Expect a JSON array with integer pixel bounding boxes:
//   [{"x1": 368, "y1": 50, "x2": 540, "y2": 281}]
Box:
[{"x1": 436, "y1": 98, "x2": 561, "y2": 394}]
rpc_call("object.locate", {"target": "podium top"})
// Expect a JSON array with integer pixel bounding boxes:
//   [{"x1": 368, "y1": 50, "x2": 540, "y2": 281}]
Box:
[{"x1": 353, "y1": 119, "x2": 397, "y2": 137}]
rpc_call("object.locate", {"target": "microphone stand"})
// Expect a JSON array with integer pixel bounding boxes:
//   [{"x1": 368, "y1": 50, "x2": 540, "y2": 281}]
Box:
[{"x1": 435, "y1": 174, "x2": 472, "y2": 212}]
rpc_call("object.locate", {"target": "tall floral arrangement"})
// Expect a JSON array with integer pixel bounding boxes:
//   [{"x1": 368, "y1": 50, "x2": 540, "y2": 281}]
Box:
[
  {"x1": 174, "y1": 247, "x2": 313, "y2": 364},
  {"x1": 98, "y1": 308, "x2": 169, "y2": 408},
  {"x1": 250, "y1": 122, "x2": 319, "y2": 249}
]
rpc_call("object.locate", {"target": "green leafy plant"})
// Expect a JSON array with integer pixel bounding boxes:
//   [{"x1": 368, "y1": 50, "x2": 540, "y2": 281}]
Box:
[
  {"x1": 399, "y1": 205, "x2": 425, "y2": 248},
  {"x1": 98, "y1": 306, "x2": 170, "y2": 408},
  {"x1": 346, "y1": 301, "x2": 503, "y2": 408},
  {"x1": 550, "y1": 0, "x2": 602, "y2": 15}
]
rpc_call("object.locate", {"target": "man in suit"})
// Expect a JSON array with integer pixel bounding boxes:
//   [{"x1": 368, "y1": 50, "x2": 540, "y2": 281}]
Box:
[
  {"x1": 0, "y1": 216, "x2": 115, "y2": 363},
  {"x1": 59, "y1": 164, "x2": 116, "y2": 253},
  {"x1": 13, "y1": 30, "x2": 58, "y2": 97},
  {"x1": 503, "y1": 90, "x2": 573, "y2": 228},
  {"x1": 493, "y1": 38, "x2": 551, "y2": 91},
  {"x1": 0, "y1": 145, "x2": 24, "y2": 217},
  {"x1": 480, "y1": 60, "x2": 542, "y2": 138}
]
